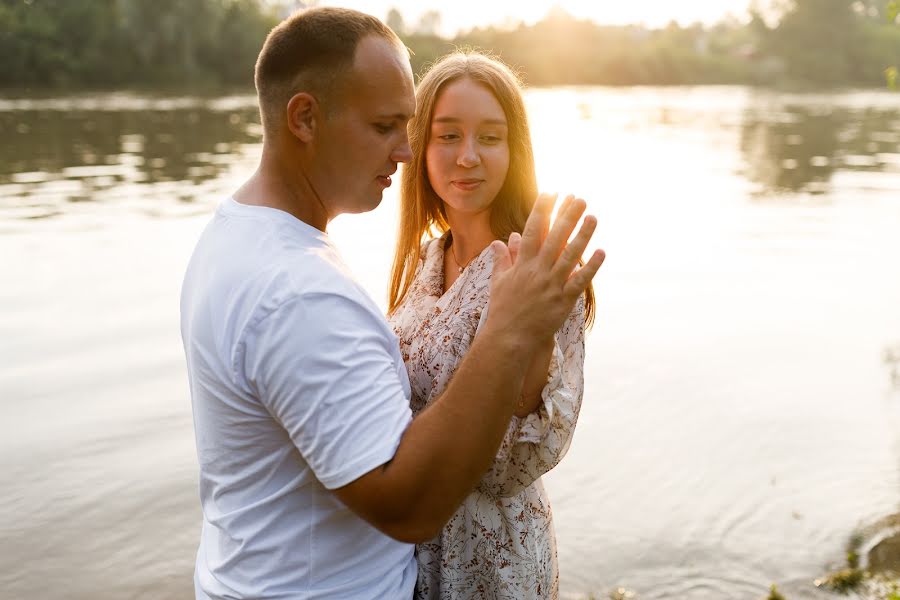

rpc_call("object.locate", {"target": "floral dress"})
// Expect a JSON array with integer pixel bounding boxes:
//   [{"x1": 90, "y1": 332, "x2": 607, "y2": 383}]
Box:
[{"x1": 387, "y1": 234, "x2": 587, "y2": 600}]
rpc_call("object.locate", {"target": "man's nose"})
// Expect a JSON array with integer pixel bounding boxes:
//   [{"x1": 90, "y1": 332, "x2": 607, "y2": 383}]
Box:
[{"x1": 392, "y1": 138, "x2": 413, "y2": 164}]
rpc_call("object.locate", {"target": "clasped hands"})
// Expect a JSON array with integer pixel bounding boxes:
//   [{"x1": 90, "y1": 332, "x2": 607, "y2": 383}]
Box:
[{"x1": 487, "y1": 192, "x2": 605, "y2": 348}]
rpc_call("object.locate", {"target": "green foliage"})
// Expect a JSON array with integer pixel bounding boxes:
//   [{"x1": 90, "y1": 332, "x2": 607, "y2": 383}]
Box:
[
  {"x1": 405, "y1": 16, "x2": 755, "y2": 86},
  {"x1": 766, "y1": 583, "x2": 787, "y2": 600},
  {"x1": 0, "y1": 0, "x2": 278, "y2": 89},
  {"x1": 1, "y1": 1, "x2": 899, "y2": 89},
  {"x1": 402, "y1": 2, "x2": 897, "y2": 88},
  {"x1": 888, "y1": 0, "x2": 899, "y2": 22},
  {"x1": 889, "y1": 0, "x2": 899, "y2": 90},
  {"x1": 815, "y1": 568, "x2": 865, "y2": 593},
  {"x1": 754, "y1": 0, "x2": 900, "y2": 86}
]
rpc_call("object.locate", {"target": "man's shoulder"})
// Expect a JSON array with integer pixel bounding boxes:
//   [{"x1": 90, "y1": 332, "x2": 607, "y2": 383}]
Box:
[
  {"x1": 183, "y1": 209, "x2": 378, "y2": 333},
  {"x1": 274, "y1": 245, "x2": 370, "y2": 305},
  {"x1": 202, "y1": 204, "x2": 359, "y2": 295},
  {"x1": 237, "y1": 241, "x2": 388, "y2": 342}
]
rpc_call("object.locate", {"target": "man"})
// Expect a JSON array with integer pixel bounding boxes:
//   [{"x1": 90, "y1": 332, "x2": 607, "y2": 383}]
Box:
[{"x1": 180, "y1": 7, "x2": 604, "y2": 600}]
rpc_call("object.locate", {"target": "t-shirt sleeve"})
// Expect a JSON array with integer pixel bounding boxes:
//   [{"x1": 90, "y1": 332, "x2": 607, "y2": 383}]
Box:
[{"x1": 239, "y1": 292, "x2": 413, "y2": 490}]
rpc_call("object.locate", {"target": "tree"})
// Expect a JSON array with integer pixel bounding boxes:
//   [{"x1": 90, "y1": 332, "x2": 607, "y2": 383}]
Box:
[
  {"x1": 761, "y1": 0, "x2": 861, "y2": 84},
  {"x1": 415, "y1": 10, "x2": 442, "y2": 36},
  {"x1": 888, "y1": 0, "x2": 898, "y2": 88},
  {"x1": 748, "y1": 0, "x2": 900, "y2": 86},
  {"x1": 386, "y1": 7, "x2": 406, "y2": 36},
  {"x1": 0, "y1": 0, "x2": 278, "y2": 88}
]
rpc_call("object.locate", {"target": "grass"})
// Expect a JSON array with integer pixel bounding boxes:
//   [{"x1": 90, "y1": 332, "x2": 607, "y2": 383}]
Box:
[
  {"x1": 766, "y1": 583, "x2": 787, "y2": 600},
  {"x1": 815, "y1": 568, "x2": 866, "y2": 593}
]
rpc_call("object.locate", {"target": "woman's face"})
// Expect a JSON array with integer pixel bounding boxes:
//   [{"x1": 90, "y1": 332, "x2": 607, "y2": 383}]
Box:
[{"x1": 425, "y1": 77, "x2": 510, "y2": 219}]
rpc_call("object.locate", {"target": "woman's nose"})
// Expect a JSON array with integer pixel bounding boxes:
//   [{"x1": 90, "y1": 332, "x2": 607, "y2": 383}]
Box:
[{"x1": 457, "y1": 138, "x2": 480, "y2": 168}]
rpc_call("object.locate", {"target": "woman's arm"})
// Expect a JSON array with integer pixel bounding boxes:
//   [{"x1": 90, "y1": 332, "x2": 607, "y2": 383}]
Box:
[
  {"x1": 514, "y1": 338, "x2": 555, "y2": 417},
  {"x1": 478, "y1": 296, "x2": 587, "y2": 498}
]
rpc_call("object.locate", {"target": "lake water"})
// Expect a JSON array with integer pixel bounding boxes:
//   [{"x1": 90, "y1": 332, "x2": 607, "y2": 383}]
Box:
[{"x1": 1, "y1": 87, "x2": 899, "y2": 599}]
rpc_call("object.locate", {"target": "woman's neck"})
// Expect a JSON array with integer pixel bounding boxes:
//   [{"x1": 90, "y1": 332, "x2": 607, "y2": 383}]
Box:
[{"x1": 445, "y1": 209, "x2": 494, "y2": 265}]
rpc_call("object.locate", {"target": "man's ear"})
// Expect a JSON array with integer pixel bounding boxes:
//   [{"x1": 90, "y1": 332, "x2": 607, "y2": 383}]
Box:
[{"x1": 286, "y1": 92, "x2": 318, "y2": 143}]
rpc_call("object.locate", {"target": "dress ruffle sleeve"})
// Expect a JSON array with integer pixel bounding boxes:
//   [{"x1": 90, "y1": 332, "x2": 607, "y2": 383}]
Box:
[{"x1": 477, "y1": 295, "x2": 586, "y2": 498}]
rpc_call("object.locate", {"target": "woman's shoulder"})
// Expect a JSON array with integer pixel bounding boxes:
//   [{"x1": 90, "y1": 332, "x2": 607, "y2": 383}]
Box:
[
  {"x1": 398, "y1": 237, "x2": 445, "y2": 303},
  {"x1": 419, "y1": 235, "x2": 444, "y2": 255}
]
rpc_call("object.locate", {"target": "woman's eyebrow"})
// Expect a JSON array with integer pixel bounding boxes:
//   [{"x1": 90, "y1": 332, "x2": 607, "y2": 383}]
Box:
[{"x1": 432, "y1": 116, "x2": 508, "y2": 126}]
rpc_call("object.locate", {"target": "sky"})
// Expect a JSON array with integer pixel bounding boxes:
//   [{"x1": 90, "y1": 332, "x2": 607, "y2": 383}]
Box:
[{"x1": 306, "y1": 0, "x2": 756, "y2": 36}]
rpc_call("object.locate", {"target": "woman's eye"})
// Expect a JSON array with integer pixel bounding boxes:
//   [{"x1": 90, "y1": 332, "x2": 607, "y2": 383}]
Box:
[
  {"x1": 481, "y1": 135, "x2": 502, "y2": 143},
  {"x1": 374, "y1": 123, "x2": 393, "y2": 134},
  {"x1": 437, "y1": 133, "x2": 459, "y2": 141}
]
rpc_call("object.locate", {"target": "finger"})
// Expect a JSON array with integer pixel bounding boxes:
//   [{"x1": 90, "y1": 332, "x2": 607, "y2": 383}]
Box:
[
  {"x1": 554, "y1": 194, "x2": 574, "y2": 223},
  {"x1": 552, "y1": 214, "x2": 597, "y2": 279},
  {"x1": 490, "y1": 240, "x2": 512, "y2": 275},
  {"x1": 564, "y1": 249, "x2": 606, "y2": 298},
  {"x1": 549, "y1": 194, "x2": 575, "y2": 260},
  {"x1": 508, "y1": 232, "x2": 521, "y2": 265},
  {"x1": 518, "y1": 193, "x2": 557, "y2": 261},
  {"x1": 540, "y1": 197, "x2": 586, "y2": 268}
]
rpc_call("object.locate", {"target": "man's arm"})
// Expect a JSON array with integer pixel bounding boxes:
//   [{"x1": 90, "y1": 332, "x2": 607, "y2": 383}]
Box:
[{"x1": 333, "y1": 194, "x2": 605, "y2": 543}]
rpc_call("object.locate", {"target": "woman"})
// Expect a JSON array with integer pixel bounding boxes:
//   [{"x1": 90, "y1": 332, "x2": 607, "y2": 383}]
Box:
[{"x1": 387, "y1": 52, "x2": 596, "y2": 599}]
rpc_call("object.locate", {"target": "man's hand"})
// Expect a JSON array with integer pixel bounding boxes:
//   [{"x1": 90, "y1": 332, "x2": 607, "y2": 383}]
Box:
[{"x1": 486, "y1": 193, "x2": 604, "y2": 350}]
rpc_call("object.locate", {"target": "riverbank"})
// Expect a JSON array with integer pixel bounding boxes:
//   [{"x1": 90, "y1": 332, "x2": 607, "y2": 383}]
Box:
[{"x1": 815, "y1": 513, "x2": 900, "y2": 600}]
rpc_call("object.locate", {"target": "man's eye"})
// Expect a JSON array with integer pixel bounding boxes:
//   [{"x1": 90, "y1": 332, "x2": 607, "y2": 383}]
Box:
[{"x1": 437, "y1": 134, "x2": 459, "y2": 141}]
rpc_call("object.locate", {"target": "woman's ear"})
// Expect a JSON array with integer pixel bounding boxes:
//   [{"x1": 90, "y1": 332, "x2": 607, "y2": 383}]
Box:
[{"x1": 285, "y1": 92, "x2": 318, "y2": 143}]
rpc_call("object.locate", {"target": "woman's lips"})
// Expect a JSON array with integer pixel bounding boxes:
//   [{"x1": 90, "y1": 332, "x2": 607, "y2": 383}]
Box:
[
  {"x1": 451, "y1": 179, "x2": 483, "y2": 191},
  {"x1": 376, "y1": 175, "x2": 392, "y2": 187}
]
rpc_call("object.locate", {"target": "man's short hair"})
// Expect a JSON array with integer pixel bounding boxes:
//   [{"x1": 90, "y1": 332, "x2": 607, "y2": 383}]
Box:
[{"x1": 255, "y1": 7, "x2": 404, "y2": 134}]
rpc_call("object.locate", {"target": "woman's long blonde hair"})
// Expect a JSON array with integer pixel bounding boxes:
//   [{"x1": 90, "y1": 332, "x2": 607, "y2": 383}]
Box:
[{"x1": 388, "y1": 51, "x2": 595, "y2": 327}]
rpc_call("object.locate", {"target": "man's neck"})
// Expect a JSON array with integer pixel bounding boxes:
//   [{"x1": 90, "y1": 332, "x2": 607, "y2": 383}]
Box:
[{"x1": 233, "y1": 145, "x2": 330, "y2": 231}]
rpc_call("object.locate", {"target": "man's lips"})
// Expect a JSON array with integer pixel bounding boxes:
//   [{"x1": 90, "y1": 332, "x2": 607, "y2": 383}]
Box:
[{"x1": 451, "y1": 179, "x2": 484, "y2": 191}]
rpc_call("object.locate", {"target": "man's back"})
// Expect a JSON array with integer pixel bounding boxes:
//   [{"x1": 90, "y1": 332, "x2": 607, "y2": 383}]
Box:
[{"x1": 180, "y1": 198, "x2": 416, "y2": 599}]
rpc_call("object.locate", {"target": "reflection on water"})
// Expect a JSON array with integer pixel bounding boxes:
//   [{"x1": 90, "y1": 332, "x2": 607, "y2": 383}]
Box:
[
  {"x1": 886, "y1": 343, "x2": 900, "y2": 391},
  {"x1": 2, "y1": 90, "x2": 900, "y2": 221},
  {"x1": 0, "y1": 94, "x2": 261, "y2": 220},
  {"x1": 741, "y1": 100, "x2": 900, "y2": 196}
]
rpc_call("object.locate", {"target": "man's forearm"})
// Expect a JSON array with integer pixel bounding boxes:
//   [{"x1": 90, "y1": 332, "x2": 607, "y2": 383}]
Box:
[{"x1": 379, "y1": 322, "x2": 535, "y2": 538}]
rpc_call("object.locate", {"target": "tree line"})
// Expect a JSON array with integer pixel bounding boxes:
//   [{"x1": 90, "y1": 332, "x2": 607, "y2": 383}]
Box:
[
  {"x1": 1, "y1": 0, "x2": 897, "y2": 90},
  {"x1": 0, "y1": 0, "x2": 276, "y2": 88}
]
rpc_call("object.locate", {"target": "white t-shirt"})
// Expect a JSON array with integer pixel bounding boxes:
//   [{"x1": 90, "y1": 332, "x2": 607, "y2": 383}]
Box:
[{"x1": 180, "y1": 198, "x2": 416, "y2": 599}]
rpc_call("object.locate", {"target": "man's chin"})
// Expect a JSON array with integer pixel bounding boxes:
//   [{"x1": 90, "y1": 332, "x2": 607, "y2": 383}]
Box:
[
  {"x1": 347, "y1": 194, "x2": 383, "y2": 214},
  {"x1": 330, "y1": 189, "x2": 385, "y2": 217}
]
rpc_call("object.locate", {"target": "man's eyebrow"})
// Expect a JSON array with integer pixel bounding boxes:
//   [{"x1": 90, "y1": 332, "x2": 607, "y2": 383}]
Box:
[
  {"x1": 377, "y1": 112, "x2": 415, "y2": 121},
  {"x1": 432, "y1": 116, "x2": 507, "y2": 126}
]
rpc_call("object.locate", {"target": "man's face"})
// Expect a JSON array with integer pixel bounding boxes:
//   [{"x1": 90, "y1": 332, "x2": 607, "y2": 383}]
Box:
[{"x1": 313, "y1": 36, "x2": 415, "y2": 218}]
